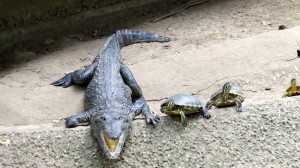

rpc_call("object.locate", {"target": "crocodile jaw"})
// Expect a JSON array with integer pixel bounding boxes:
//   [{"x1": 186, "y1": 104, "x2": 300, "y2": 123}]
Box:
[
  {"x1": 102, "y1": 133, "x2": 120, "y2": 152},
  {"x1": 100, "y1": 133, "x2": 125, "y2": 159}
]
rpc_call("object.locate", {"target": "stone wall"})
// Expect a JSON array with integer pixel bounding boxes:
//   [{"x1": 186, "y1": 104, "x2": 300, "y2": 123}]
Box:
[{"x1": 0, "y1": 0, "x2": 180, "y2": 58}]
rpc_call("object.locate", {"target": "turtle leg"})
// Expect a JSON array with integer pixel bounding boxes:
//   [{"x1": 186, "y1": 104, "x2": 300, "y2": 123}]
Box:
[
  {"x1": 205, "y1": 100, "x2": 216, "y2": 110},
  {"x1": 51, "y1": 63, "x2": 96, "y2": 88},
  {"x1": 120, "y1": 64, "x2": 160, "y2": 125},
  {"x1": 233, "y1": 98, "x2": 243, "y2": 112},
  {"x1": 282, "y1": 92, "x2": 290, "y2": 98},
  {"x1": 178, "y1": 110, "x2": 188, "y2": 126},
  {"x1": 201, "y1": 108, "x2": 211, "y2": 119},
  {"x1": 65, "y1": 109, "x2": 94, "y2": 128}
]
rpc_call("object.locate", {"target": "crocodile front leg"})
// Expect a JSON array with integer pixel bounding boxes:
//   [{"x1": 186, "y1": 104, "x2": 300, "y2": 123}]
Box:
[
  {"x1": 120, "y1": 64, "x2": 160, "y2": 124},
  {"x1": 51, "y1": 63, "x2": 96, "y2": 87},
  {"x1": 65, "y1": 109, "x2": 94, "y2": 128},
  {"x1": 130, "y1": 96, "x2": 160, "y2": 124}
]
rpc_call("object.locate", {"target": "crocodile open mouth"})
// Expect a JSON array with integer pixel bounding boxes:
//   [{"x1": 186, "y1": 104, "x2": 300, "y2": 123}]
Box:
[{"x1": 102, "y1": 133, "x2": 120, "y2": 152}]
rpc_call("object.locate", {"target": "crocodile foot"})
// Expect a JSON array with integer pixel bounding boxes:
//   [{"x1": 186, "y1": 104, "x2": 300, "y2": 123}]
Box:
[
  {"x1": 65, "y1": 115, "x2": 79, "y2": 128},
  {"x1": 51, "y1": 73, "x2": 72, "y2": 88},
  {"x1": 65, "y1": 110, "x2": 92, "y2": 128},
  {"x1": 145, "y1": 114, "x2": 160, "y2": 125},
  {"x1": 142, "y1": 104, "x2": 160, "y2": 125}
]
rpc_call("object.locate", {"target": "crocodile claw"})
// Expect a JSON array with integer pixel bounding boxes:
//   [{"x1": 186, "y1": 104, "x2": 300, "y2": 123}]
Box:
[
  {"x1": 140, "y1": 103, "x2": 160, "y2": 125},
  {"x1": 146, "y1": 115, "x2": 160, "y2": 125},
  {"x1": 51, "y1": 73, "x2": 73, "y2": 88}
]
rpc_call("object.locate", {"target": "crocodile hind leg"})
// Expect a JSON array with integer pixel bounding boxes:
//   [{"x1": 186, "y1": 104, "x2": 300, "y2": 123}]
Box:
[
  {"x1": 120, "y1": 64, "x2": 160, "y2": 124},
  {"x1": 51, "y1": 63, "x2": 96, "y2": 87},
  {"x1": 65, "y1": 109, "x2": 94, "y2": 128}
]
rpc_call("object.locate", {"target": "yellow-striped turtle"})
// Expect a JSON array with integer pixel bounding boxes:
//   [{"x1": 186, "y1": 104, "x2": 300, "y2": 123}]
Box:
[
  {"x1": 282, "y1": 78, "x2": 300, "y2": 97},
  {"x1": 160, "y1": 94, "x2": 211, "y2": 126},
  {"x1": 206, "y1": 82, "x2": 245, "y2": 112}
]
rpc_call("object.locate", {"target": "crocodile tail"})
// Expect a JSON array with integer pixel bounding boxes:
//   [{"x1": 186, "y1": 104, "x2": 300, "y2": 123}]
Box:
[{"x1": 116, "y1": 29, "x2": 171, "y2": 48}]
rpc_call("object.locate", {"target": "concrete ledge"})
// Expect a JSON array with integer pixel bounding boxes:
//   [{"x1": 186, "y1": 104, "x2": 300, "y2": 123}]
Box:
[{"x1": 0, "y1": 97, "x2": 299, "y2": 167}]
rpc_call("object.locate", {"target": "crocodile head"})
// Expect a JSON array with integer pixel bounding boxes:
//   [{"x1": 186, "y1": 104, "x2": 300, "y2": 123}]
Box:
[{"x1": 90, "y1": 110, "x2": 133, "y2": 159}]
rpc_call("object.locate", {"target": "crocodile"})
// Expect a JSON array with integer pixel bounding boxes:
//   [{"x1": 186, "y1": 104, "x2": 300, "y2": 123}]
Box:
[{"x1": 51, "y1": 29, "x2": 171, "y2": 159}]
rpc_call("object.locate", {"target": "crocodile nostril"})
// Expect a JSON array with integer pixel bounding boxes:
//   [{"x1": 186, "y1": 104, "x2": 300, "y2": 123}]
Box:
[
  {"x1": 115, "y1": 117, "x2": 122, "y2": 120},
  {"x1": 109, "y1": 134, "x2": 120, "y2": 140}
]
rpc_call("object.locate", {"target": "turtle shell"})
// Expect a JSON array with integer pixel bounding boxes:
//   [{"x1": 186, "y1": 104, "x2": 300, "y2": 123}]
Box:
[
  {"x1": 210, "y1": 86, "x2": 244, "y2": 101},
  {"x1": 163, "y1": 94, "x2": 205, "y2": 110}
]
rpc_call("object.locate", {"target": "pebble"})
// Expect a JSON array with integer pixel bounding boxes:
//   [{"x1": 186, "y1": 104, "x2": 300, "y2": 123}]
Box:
[
  {"x1": 42, "y1": 38, "x2": 54, "y2": 46},
  {"x1": 276, "y1": 73, "x2": 280, "y2": 78},
  {"x1": 294, "y1": 65, "x2": 298, "y2": 71}
]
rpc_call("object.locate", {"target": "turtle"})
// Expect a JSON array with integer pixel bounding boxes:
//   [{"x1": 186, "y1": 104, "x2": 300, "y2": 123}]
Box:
[
  {"x1": 205, "y1": 82, "x2": 245, "y2": 112},
  {"x1": 282, "y1": 78, "x2": 300, "y2": 98},
  {"x1": 160, "y1": 94, "x2": 211, "y2": 126}
]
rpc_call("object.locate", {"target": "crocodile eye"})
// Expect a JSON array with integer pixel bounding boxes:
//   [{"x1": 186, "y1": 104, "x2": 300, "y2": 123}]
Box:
[{"x1": 100, "y1": 117, "x2": 106, "y2": 121}]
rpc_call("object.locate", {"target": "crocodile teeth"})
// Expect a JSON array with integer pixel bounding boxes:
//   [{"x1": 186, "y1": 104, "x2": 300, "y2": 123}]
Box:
[{"x1": 103, "y1": 133, "x2": 120, "y2": 152}]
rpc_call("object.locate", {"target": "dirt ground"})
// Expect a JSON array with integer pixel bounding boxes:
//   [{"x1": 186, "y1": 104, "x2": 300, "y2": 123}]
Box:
[{"x1": 1, "y1": 0, "x2": 300, "y2": 167}]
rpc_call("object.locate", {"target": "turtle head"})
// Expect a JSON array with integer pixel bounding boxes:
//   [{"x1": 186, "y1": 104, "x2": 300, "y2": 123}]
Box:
[
  {"x1": 290, "y1": 78, "x2": 298, "y2": 92},
  {"x1": 222, "y1": 82, "x2": 234, "y2": 100},
  {"x1": 90, "y1": 109, "x2": 133, "y2": 160},
  {"x1": 291, "y1": 78, "x2": 297, "y2": 87},
  {"x1": 160, "y1": 101, "x2": 175, "y2": 113}
]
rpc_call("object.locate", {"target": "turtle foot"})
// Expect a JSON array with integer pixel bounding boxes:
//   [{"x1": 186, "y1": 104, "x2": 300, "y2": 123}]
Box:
[
  {"x1": 202, "y1": 108, "x2": 211, "y2": 119},
  {"x1": 235, "y1": 107, "x2": 242, "y2": 112},
  {"x1": 181, "y1": 118, "x2": 188, "y2": 127},
  {"x1": 203, "y1": 112, "x2": 211, "y2": 119}
]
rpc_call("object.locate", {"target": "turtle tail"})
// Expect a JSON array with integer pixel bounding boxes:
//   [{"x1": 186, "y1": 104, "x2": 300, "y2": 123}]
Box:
[{"x1": 116, "y1": 29, "x2": 171, "y2": 48}]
